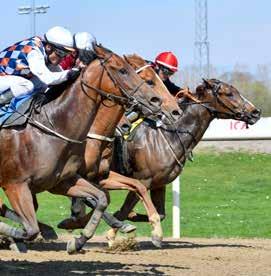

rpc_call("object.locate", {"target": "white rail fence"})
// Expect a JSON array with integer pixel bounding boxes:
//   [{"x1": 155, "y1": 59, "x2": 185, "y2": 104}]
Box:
[{"x1": 172, "y1": 117, "x2": 271, "y2": 238}]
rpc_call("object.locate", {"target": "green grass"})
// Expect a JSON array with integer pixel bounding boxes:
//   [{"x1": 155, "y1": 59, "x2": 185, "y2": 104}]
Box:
[{"x1": 0, "y1": 152, "x2": 271, "y2": 238}]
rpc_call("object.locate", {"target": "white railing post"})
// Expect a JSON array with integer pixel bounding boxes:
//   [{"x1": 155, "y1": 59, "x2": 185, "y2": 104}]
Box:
[{"x1": 172, "y1": 176, "x2": 180, "y2": 238}]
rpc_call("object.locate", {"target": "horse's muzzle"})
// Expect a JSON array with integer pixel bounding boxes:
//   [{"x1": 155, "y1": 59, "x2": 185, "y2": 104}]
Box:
[{"x1": 241, "y1": 108, "x2": 261, "y2": 125}]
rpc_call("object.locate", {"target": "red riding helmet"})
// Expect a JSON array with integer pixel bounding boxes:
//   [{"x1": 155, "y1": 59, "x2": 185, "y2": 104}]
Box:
[{"x1": 155, "y1": 51, "x2": 178, "y2": 72}]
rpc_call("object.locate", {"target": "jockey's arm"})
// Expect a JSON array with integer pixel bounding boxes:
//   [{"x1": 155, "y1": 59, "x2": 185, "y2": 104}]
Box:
[{"x1": 27, "y1": 49, "x2": 70, "y2": 85}]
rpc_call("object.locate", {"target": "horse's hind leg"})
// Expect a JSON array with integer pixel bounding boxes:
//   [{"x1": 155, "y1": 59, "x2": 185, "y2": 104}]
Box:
[
  {"x1": 100, "y1": 171, "x2": 163, "y2": 248},
  {"x1": 31, "y1": 194, "x2": 58, "y2": 240},
  {"x1": 0, "y1": 197, "x2": 26, "y2": 242},
  {"x1": 0, "y1": 197, "x2": 22, "y2": 223},
  {"x1": 50, "y1": 175, "x2": 108, "y2": 254},
  {"x1": 0, "y1": 193, "x2": 57, "y2": 241},
  {"x1": 116, "y1": 187, "x2": 166, "y2": 222}
]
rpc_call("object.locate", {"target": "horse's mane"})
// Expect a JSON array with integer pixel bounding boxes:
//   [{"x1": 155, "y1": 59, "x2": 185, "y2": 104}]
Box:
[
  {"x1": 178, "y1": 78, "x2": 222, "y2": 110},
  {"x1": 125, "y1": 54, "x2": 145, "y2": 67}
]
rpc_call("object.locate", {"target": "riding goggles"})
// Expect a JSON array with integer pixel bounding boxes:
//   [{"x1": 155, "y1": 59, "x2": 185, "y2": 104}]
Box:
[
  {"x1": 159, "y1": 65, "x2": 175, "y2": 76},
  {"x1": 53, "y1": 46, "x2": 70, "y2": 58}
]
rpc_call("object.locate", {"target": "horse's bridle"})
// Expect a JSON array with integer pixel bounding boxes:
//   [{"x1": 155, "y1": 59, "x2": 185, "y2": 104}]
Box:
[
  {"x1": 80, "y1": 54, "x2": 152, "y2": 112},
  {"x1": 197, "y1": 81, "x2": 247, "y2": 120}
]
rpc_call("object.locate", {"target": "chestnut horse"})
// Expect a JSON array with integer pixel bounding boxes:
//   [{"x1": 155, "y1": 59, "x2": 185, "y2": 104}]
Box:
[
  {"x1": 54, "y1": 54, "x2": 182, "y2": 247},
  {"x1": 0, "y1": 45, "x2": 163, "y2": 253}
]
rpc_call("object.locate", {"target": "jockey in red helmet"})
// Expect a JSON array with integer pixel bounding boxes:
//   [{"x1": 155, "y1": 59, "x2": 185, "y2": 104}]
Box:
[{"x1": 154, "y1": 51, "x2": 181, "y2": 96}]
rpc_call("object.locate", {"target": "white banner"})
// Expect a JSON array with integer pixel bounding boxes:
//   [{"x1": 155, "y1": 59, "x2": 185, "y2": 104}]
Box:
[{"x1": 202, "y1": 117, "x2": 271, "y2": 141}]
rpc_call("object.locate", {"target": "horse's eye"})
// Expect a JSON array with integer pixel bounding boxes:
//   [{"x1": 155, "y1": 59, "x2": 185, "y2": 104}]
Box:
[
  {"x1": 227, "y1": 92, "x2": 234, "y2": 97},
  {"x1": 146, "y1": 80, "x2": 154, "y2": 86},
  {"x1": 119, "y1": 68, "x2": 128, "y2": 75}
]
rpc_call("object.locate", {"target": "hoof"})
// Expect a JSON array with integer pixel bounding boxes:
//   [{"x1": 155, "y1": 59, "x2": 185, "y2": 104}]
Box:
[
  {"x1": 39, "y1": 223, "x2": 58, "y2": 240},
  {"x1": 9, "y1": 238, "x2": 27, "y2": 253},
  {"x1": 67, "y1": 235, "x2": 87, "y2": 254},
  {"x1": 151, "y1": 236, "x2": 162, "y2": 248},
  {"x1": 67, "y1": 237, "x2": 77, "y2": 254},
  {"x1": 119, "y1": 223, "x2": 136, "y2": 234},
  {"x1": 58, "y1": 217, "x2": 87, "y2": 230},
  {"x1": 106, "y1": 228, "x2": 117, "y2": 248},
  {"x1": 107, "y1": 238, "x2": 114, "y2": 248}
]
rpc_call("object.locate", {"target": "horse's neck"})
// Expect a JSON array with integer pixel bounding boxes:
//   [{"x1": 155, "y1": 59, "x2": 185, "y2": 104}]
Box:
[
  {"x1": 156, "y1": 102, "x2": 213, "y2": 164},
  {"x1": 38, "y1": 80, "x2": 99, "y2": 140},
  {"x1": 125, "y1": 102, "x2": 214, "y2": 183},
  {"x1": 174, "y1": 102, "x2": 213, "y2": 153},
  {"x1": 89, "y1": 103, "x2": 124, "y2": 139}
]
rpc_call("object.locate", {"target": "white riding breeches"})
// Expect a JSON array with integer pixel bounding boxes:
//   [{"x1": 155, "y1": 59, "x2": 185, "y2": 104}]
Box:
[{"x1": 0, "y1": 75, "x2": 34, "y2": 97}]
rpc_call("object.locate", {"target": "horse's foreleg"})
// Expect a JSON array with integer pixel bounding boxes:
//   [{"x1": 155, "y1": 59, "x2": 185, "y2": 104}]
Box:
[
  {"x1": 100, "y1": 171, "x2": 163, "y2": 248},
  {"x1": 151, "y1": 187, "x2": 166, "y2": 221},
  {"x1": 50, "y1": 175, "x2": 108, "y2": 254},
  {"x1": 3, "y1": 183, "x2": 39, "y2": 241}
]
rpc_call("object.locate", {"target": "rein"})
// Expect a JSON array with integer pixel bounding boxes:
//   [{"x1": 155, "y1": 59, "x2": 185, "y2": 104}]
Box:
[
  {"x1": 158, "y1": 128, "x2": 184, "y2": 168},
  {"x1": 133, "y1": 64, "x2": 191, "y2": 167},
  {"x1": 10, "y1": 106, "x2": 84, "y2": 144},
  {"x1": 196, "y1": 82, "x2": 247, "y2": 119},
  {"x1": 179, "y1": 82, "x2": 247, "y2": 121}
]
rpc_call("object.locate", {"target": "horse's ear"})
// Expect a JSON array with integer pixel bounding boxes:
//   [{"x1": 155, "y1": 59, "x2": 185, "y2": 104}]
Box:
[
  {"x1": 93, "y1": 44, "x2": 113, "y2": 59},
  {"x1": 202, "y1": 78, "x2": 213, "y2": 89},
  {"x1": 123, "y1": 55, "x2": 135, "y2": 68},
  {"x1": 123, "y1": 55, "x2": 129, "y2": 63},
  {"x1": 93, "y1": 44, "x2": 106, "y2": 58},
  {"x1": 196, "y1": 83, "x2": 207, "y2": 97}
]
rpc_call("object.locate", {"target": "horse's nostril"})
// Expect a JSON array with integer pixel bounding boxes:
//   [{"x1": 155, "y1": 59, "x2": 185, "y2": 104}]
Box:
[
  {"x1": 235, "y1": 112, "x2": 242, "y2": 119},
  {"x1": 157, "y1": 113, "x2": 163, "y2": 120},
  {"x1": 150, "y1": 96, "x2": 162, "y2": 107},
  {"x1": 172, "y1": 110, "x2": 181, "y2": 118},
  {"x1": 252, "y1": 108, "x2": 261, "y2": 117}
]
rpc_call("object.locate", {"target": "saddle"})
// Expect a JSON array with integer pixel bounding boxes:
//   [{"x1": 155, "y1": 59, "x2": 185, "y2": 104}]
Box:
[
  {"x1": 0, "y1": 80, "x2": 73, "y2": 129},
  {"x1": 112, "y1": 118, "x2": 149, "y2": 175},
  {"x1": 112, "y1": 133, "x2": 133, "y2": 176}
]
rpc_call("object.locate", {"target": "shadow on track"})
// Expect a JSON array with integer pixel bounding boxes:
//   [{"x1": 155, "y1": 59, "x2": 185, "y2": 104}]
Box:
[{"x1": 0, "y1": 259, "x2": 189, "y2": 276}]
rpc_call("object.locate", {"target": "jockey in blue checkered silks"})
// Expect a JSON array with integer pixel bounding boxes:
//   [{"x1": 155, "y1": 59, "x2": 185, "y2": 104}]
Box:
[{"x1": 0, "y1": 26, "x2": 80, "y2": 107}]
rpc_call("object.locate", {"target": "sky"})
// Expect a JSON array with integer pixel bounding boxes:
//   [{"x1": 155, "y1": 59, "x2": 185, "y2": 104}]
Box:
[{"x1": 1, "y1": 0, "x2": 270, "y2": 72}]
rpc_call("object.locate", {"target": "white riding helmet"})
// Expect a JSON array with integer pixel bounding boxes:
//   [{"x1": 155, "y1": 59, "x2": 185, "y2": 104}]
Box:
[
  {"x1": 44, "y1": 26, "x2": 74, "y2": 51},
  {"x1": 74, "y1": 32, "x2": 96, "y2": 51}
]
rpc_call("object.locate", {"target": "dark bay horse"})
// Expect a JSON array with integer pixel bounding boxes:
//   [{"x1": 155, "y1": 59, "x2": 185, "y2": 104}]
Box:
[
  {"x1": 54, "y1": 54, "x2": 183, "y2": 247},
  {"x1": 102, "y1": 79, "x2": 261, "y2": 244},
  {"x1": 0, "y1": 45, "x2": 163, "y2": 253}
]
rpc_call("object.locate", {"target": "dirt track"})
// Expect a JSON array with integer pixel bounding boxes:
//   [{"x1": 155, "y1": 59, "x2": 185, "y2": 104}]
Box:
[{"x1": 1, "y1": 236, "x2": 271, "y2": 275}]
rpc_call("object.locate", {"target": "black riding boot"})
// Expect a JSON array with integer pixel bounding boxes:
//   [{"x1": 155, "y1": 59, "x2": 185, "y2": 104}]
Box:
[{"x1": 0, "y1": 89, "x2": 14, "y2": 107}]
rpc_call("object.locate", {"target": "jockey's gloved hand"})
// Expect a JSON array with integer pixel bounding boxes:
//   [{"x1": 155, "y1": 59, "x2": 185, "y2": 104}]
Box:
[{"x1": 67, "y1": 68, "x2": 81, "y2": 81}]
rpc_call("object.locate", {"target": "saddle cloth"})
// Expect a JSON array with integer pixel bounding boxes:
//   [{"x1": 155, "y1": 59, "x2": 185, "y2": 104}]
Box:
[{"x1": 0, "y1": 92, "x2": 36, "y2": 128}]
